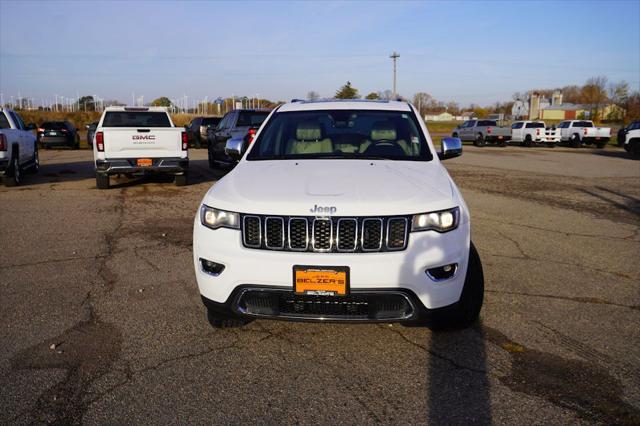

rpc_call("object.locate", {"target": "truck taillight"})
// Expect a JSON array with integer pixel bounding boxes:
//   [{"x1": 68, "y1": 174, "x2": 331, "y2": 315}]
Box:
[
  {"x1": 37, "y1": 128, "x2": 44, "y2": 133},
  {"x1": 583, "y1": 128, "x2": 587, "y2": 135},
  {"x1": 181, "y1": 131, "x2": 188, "y2": 150},
  {"x1": 487, "y1": 127, "x2": 492, "y2": 134},
  {"x1": 96, "y1": 131, "x2": 104, "y2": 152},
  {"x1": 536, "y1": 129, "x2": 541, "y2": 136},
  {"x1": 0, "y1": 134, "x2": 6, "y2": 151},
  {"x1": 247, "y1": 128, "x2": 257, "y2": 144}
]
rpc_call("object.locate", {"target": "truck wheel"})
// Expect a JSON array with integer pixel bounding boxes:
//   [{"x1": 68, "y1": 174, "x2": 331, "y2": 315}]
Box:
[
  {"x1": 629, "y1": 142, "x2": 640, "y2": 160},
  {"x1": 175, "y1": 172, "x2": 188, "y2": 186},
  {"x1": 208, "y1": 147, "x2": 217, "y2": 169},
  {"x1": 570, "y1": 134, "x2": 581, "y2": 148},
  {"x1": 523, "y1": 135, "x2": 532, "y2": 147},
  {"x1": 207, "y1": 309, "x2": 252, "y2": 329},
  {"x1": 96, "y1": 173, "x2": 110, "y2": 189},
  {"x1": 429, "y1": 242, "x2": 484, "y2": 330},
  {"x1": 473, "y1": 134, "x2": 485, "y2": 147},
  {"x1": 4, "y1": 150, "x2": 22, "y2": 187},
  {"x1": 28, "y1": 146, "x2": 39, "y2": 173}
]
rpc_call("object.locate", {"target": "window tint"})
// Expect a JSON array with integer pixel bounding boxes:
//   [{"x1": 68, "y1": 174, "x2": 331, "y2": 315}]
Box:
[
  {"x1": 477, "y1": 120, "x2": 497, "y2": 127},
  {"x1": 511, "y1": 122, "x2": 524, "y2": 129},
  {"x1": 628, "y1": 121, "x2": 640, "y2": 130},
  {"x1": 573, "y1": 121, "x2": 593, "y2": 128},
  {"x1": 525, "y1": 122, "x2": 545, "y2": 128},
  {"x1": 42, "y1": 122, "x2": 67, "y2": 130},
  {"x1": 247, "y1": 110, "x2": 432, "y2": 162},
  {"x1": 0, "y1": 113, "x2": 11, "y2": 129},
  {"x1": 201, "y1": 117, "x2": 220, "y2": 126},
  {"x1": 8, "y1": 111, "x2": 23, "y2": 129},
  {"x1": 102, "y1": 112, "x2": 172, "y2": 127},
  {"x1": 236, "y1": 111, "x2": 269, "y2": 127}
]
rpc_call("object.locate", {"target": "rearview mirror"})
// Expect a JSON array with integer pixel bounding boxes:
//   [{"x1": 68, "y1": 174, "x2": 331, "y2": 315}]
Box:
[
  {"x1": 438, "y1": 137, "x2": 462, "y2": 160},
  {"x1": 225, "y1": 137, "x2": 245, "y2": 159}
]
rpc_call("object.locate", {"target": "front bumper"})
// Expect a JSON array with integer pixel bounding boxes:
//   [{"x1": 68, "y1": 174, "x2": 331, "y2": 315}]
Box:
[
  {"x1": 95, "y1": 157, "x2": 188, "y2": 175},
  {"x1": 193, "y1": 216, "x2": 471, "y2": 316}
]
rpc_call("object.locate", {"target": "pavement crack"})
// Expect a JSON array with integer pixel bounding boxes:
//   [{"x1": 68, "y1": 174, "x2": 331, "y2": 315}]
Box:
[
  {"x1": 380, "y1": 325, "x2": 486, "y2": 374},
  {"x1": 486, "y1": 289, "x2": 639, "y2": 311}
]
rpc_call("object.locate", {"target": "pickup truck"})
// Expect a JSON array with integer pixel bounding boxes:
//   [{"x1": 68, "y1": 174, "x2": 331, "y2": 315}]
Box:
[
  {"x1": 194, "y1": 99, "x2": 484, "y2": 330},
  {"x1": 207, "y1": 109, "x2": 270, "y2": 168},
  {"x1": 0, "y1": 108, "x2": 39, "y2": 187},
  {"x1": 617, "y1": 121, "x2": 640, "y2": 147},
  {"x1": 452, "y1": 119, "x2": 511, "y2": 147},
  {"x1": 623, "y1": 127, "x2": 640, "y2": 159},
  {"x1": 510, "y1": 121, "x2": 560, "y2": 147},
  {"x1": 92, "y1": 106, "x2": 188, "y2": 189},
  {"x1": 557, "y1": 120, "x2": 610, "y2": 148}
]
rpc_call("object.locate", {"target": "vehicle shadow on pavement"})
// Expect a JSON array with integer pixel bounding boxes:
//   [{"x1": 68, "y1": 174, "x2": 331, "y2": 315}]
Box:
[
  {"x1": 592, "y1": 149, "x2": 631, "y2": 159},
  {"x1": 580, "y1": 187, "x2": 640, "y2": 216},
  {"x1": 427, "y1": 324, "x2": 491, "y2": 423},
  {"x1": 14, "y1": 160, "x2": 96, "y2": 187}
]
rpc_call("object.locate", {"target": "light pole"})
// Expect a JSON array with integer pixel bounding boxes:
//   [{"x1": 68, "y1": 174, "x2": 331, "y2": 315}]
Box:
[{"x1": 390, "y1": 51, "x2": 400, "y2": 98}]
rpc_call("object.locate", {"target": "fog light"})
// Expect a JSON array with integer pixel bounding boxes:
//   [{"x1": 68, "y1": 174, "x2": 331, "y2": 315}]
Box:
[
  {"x1": 200, "y1": 258, "x2": 225, "y2": 276},
  {"x1": 426, "y1": 263, "x2": 458, "y2": 281}
]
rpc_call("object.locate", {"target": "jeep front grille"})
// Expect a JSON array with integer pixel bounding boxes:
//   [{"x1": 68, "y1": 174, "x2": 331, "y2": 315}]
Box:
[{"x1": 240, "y1": 215, "x2": 410, "y2": 253}]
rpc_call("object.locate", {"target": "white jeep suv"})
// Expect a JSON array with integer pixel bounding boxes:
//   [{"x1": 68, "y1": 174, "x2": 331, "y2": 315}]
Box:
[{"x1": 193, "y1": 100, "x2": 483, "y2": 328}]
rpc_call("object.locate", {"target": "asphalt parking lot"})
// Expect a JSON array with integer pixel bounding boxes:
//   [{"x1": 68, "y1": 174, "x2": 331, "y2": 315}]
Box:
[{"x1": 1, "y1": 146, "x2": 639, "y2": 424}]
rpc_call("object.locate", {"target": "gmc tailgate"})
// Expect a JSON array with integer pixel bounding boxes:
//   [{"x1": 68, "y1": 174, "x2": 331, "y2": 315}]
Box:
[{"x1": 102, "y1": 128, "x2": 184, "y2": 159}]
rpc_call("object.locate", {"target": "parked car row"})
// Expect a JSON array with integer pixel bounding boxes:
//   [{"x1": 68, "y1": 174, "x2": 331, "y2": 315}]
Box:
[{"x1": 451, "y1": 119, "x2": 612, "y2": 149}]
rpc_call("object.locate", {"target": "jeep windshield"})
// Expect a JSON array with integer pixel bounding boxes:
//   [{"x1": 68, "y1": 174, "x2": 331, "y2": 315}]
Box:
[{"x1": 247, "y1": 110, "x2": 433, "y2": 161}]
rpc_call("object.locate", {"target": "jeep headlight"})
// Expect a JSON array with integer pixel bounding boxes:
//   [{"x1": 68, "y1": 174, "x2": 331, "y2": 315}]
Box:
[
  {"x1": 411, "y1": 207, "x2": 460, "y2": 232},
  {"x1": 201, "y1": 205, "x2": 240, "y2": 230}
]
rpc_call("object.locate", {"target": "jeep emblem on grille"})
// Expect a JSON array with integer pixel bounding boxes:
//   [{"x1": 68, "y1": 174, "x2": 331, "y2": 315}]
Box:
[{"x1": 310, "y1": 204, "x2": 337, "y2": 214}]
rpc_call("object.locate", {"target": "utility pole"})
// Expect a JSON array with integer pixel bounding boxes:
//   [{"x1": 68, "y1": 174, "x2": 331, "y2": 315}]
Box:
[{"x1": 390, "y1": 51, "x2": 400, "y2": 99}]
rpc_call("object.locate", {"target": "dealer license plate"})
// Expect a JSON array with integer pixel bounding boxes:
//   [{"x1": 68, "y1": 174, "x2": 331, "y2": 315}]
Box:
[
  {"x1": 137, "y1": 158, "x2": 152, "y2": 167},
  {"x1": 293, "y1": 265, "x2": 349, "y2": 296}
]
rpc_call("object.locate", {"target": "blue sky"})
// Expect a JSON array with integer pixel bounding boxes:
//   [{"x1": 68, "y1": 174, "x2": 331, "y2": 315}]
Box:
[{"x1": 1, "y1": 0, "x2": 638, "y2": 107}]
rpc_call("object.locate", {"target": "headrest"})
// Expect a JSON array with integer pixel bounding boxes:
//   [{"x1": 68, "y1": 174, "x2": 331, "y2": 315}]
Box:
[
  {"x1": 371, "y1": 121, "x2": 397, "y2": 141},
  {"x1": 296, "y1": 121, "x2": 322, "y2": 140}
]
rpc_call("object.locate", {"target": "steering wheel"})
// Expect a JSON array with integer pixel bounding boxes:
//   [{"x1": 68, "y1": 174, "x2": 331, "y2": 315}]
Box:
[{"x1": 364, "y1": 139, "x2": 402, "y2": 153}]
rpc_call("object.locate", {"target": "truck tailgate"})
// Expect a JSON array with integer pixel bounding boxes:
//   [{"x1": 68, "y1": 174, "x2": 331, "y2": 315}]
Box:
[{"x1": 102, "y1": 128, "x2": 183, "y2": 158}]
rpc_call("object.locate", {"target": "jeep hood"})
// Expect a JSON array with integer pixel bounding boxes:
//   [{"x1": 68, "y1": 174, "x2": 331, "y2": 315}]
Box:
[{"x1": 203, "y1": 160, "x2": 458, "y2": 216}]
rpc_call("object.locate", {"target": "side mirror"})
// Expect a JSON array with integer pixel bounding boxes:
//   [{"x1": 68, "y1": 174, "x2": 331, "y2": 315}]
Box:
[
  {"x1": 438, "y1": 137, "x2": 462, "y2": 160},
  {"x1": 225, "y1": 137, "x2": 245, "y2": 159},
  {"x1": 26, "y1": 123, "x2": 36, "y2": 130}
]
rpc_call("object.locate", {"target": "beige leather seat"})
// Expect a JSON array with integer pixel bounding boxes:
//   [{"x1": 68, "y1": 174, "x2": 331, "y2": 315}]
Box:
[
  {"x1": 286, "y1": 121, "x2": 333, "y2": 155},
  {"x1": 361, "y1": 121, "x2": 409, "y2": 154}
]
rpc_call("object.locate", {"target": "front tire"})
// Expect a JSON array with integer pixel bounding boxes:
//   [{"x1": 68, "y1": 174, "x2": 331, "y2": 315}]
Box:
[
  {"x1": 523, "y1": 135, "x2": 532, "y2": 147},
  {"x1": 96, "y1": 173, "x2": 110, "y2": 189},
  {"x1": 208, "y1": 147, "x2": 217, "y2": 169},
  {"x1": 570, "y1": 134, "x2": 581, "y2": 148},
  {"x1": 206, "y1": 309, "x2": 252, "y2": 329},
  {"x1": 429, "y1": 242, "x2": 484, "y2": 330},
  {"x1": 175, "y1": 172, "x2": 188, "y2": 186}
]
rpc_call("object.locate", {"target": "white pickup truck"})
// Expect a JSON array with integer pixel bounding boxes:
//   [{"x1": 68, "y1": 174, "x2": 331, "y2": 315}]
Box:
[
  {"x1": 93, "y1": 106, "x2": 188, "y2": 189},
  {"x1": 510, "y1": 121, "x2": 560, "y2": 147},
  {"x1": 0, "y1": 108, "x2": 39, "y2": 187},
  {"x1": 557, "y1": 120, "x2": 610, "y2": 148}
]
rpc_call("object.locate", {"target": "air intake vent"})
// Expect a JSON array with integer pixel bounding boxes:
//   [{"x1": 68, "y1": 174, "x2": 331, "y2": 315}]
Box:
[
  {"x1": 265, "y1": 217, "x2": 284, "y2": 249},
  {"x1": 288, "y1": 218, "x2": 308, "y2": 250},
  {"x1": 243, "y1": 216, "x2": 261, "y2": 248},
  {"x1": 240, "y1": 215, "x2": 409, "y2": 253},
  {"x1": 387, "y1": 218, "x2": 408, "y2": 250},
  {"x1": 312, "y1": 218, "x2": 332, "y2": 251},
  {"x1": 361, "y1": 219, "x2": 383, "y2": 251}
]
